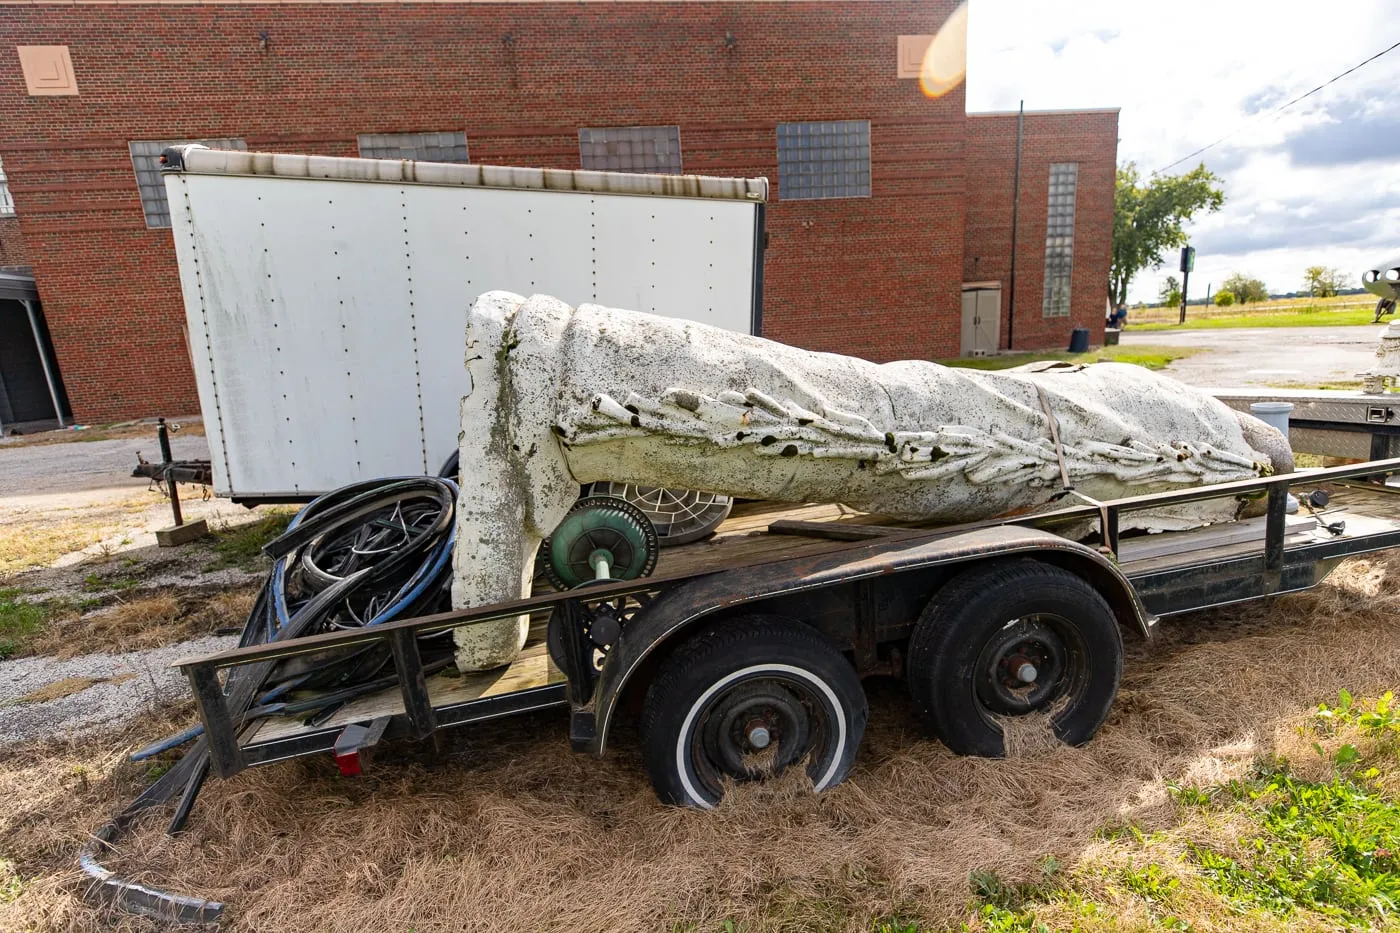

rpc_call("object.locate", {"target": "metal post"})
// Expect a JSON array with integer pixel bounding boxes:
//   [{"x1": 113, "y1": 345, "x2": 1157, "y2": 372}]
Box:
[
  {"x1": 157, "y1": 416, "x2": 174, "y2": 462},
  {"x1": 1264, "y1": 481, "x2": 1288, "y2": 571},
  {"x1": 187, "y1": 664, "x2": 244, "y2": 779},
  {"x1": 158, "y1": 417, "x2": 184, "y2": 527},
  {"x1": 20, "y1": 299, "x2": 64, "y2": 428},
  {"x1": 1006, "y1": 100, "x2": 1024, "y2": 351},
  {"x1": 1179, "y1": 265, "x2": 1190, "y2": 325},
  {"x1": 1103, "y1": 507, "x2": 1120, "y2": 557},
  {"x1": 389, "y1": 627, "x2": 437, "y2": 740}
]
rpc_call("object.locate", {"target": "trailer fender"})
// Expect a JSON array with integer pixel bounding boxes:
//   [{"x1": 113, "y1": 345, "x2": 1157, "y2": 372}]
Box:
[{"x1": 582, "y1": 525, "x2": 1152, "y2": 756}]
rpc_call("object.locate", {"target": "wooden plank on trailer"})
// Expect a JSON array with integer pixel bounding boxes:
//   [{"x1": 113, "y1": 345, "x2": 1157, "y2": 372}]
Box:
[
  {"x1": 248, "y1": 636, "x2": 562, "y2": 745},
  {"x1": 1117, "y1": 515, "x2": 1317, "y2": 563},
  {"x1": 1121, "y1": 531, "x2": 1319, "y2": 576}
]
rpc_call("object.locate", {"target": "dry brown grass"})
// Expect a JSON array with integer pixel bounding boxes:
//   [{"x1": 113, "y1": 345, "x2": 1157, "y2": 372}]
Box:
[
  {"x1": 13, "y1": 589, "x2": 255, "y2": 660},
  {"x1": 18, "y1": 674, "x2": 136, "y2": 704},
  {"x1": 0, "y1": 483, "x2": 220, "y2": 578},
  {"x1": 0, "y1": 498, "x2": 155, "y2": 575},
  {"x1": 0, "y1": 709, "x2": 195, "y2": 932},
  {"x1": 2, "y1": 556, "x2": 1399, "y2": 932}
]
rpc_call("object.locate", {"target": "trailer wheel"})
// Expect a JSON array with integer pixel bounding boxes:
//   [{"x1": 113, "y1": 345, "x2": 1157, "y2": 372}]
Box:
[
  {"x1": 639, "y1": 617, "x2": 867, "y2": 808},
  {"x1": 907, "y1": 560, "x2": 1122, "y2": 757}
]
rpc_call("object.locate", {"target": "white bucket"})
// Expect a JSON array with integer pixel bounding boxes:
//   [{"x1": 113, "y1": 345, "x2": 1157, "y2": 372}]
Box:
[{"x1": 1249, "y1": 401, "x2": 1294, "y2": 437}]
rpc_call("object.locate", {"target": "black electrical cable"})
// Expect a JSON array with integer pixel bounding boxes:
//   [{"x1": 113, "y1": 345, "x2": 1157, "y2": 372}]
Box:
[
  {"x1": 1156, "y1": 38, "x2": 1400, "y2": 174},
  {"x1": 438, "y1": 448, "x2": 459, "y2": 479},
  {"x1": 132, "y1": 475, "x2": 460, "y2": 761}
]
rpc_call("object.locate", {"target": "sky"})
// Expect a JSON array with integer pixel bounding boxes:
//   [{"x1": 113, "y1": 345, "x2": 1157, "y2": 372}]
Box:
[{"x1": 964, "y1": 0, "x2": 1400, "y2": 304}]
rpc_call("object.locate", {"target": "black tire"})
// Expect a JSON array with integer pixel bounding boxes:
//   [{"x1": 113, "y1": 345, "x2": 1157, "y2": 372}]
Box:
[
  {"x1": 639, "y1": 616, "x2": 867, "y2": 808},
  {"x1": 907, "y1": 560, "x2": 1122, "y2": 757}
]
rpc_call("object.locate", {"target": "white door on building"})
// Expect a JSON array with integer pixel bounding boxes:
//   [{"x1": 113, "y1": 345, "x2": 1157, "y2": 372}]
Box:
[{"x1": 960, "y1": 285, "x2": 1001, "y2": 356}]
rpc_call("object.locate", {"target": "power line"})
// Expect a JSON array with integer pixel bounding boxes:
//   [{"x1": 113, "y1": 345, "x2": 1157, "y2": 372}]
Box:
[{"x1": 1155, "y1": 37, "x2": 1400, "y2": 174}]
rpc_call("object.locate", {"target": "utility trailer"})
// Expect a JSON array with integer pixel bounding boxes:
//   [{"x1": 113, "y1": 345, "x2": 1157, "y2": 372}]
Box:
[{"x1": 82, "y1": 459, "x2": 1400, "y2": 921}]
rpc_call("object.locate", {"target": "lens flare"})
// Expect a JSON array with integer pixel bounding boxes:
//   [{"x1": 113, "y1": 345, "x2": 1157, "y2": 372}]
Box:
[{"x1": 920, "y1": 1, "x2": 968, "y2": 99}]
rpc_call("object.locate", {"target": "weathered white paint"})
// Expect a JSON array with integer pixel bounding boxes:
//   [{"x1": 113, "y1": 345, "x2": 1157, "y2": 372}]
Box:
[
  {"x1": 452, "y1": 293, "x2": 577, "y2": 670},
  {"x1": 452, "y1": 292, "x2": 1291, "y2": 670},
  {"x1": 164, "y1": 150, "x2": 763, "y2": 498}
]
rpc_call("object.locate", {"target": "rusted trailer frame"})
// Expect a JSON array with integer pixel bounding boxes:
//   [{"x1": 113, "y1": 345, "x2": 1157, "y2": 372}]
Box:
[{"x1": 179, "y1": 457, "x2": 1400, "y2": 775}]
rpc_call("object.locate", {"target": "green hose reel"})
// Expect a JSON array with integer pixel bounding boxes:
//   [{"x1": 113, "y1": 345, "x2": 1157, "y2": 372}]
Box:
[{"x1": 541, "y1": 496, "x2": 660, "y2": 590}]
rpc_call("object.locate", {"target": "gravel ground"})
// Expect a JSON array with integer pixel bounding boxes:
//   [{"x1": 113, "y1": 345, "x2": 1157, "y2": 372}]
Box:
[{"x1": 0, "y1": 634, "x2": 233, "y2": 746}]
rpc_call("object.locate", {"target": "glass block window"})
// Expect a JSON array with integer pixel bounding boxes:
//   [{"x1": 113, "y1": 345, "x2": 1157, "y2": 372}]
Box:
[
  {"x1": 776, "y1": 120, "x2": 871, "y2": 200},
  {"x1": 130, "y1": 138, "x2": 247, "y2": 229},
  {"x1": 357, "y1": 131, "x2": 469, "y2": 163},
  {"x1": 578, "y1": 126, "x2": 682, "y2": 175},
  {"x1": 1042, "y1": 162, "x2": 1079, "y2": 318},
  {"x1": 0, "y1": 157, "x2": 14, "y2": 216}
]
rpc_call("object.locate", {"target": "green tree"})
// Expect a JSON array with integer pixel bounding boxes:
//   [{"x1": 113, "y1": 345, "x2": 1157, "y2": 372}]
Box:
[
  {"x1": 1221, "y1": 272, "x2": 1268, "y2": 303},
  {"x1": 1214, "y1": 290, "x2": 1236, "y2": 306},
  {"x1": 1158, "y1": 275, "x2": 1182, "y2": 308},
  {"x1": 1111, "y1": 162, "x2": 1225, "y2": 306},
  {"x1": 1303, "y1": 265, "x2": 1348, "y2": 298}
]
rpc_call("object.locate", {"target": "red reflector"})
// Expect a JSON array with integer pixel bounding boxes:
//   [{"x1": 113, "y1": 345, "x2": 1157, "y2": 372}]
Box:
[{"x1": 334, "y1": 750, "x2": 362, "y2": 777}]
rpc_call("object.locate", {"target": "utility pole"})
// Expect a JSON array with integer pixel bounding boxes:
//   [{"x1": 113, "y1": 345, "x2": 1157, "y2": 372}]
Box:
[
  {"x1": 1178, "y1": 245, "x2": 1195, "y2": 325},
  {"x1": 1006, "y1": 100, "x2": 1024, "y2": 350}
]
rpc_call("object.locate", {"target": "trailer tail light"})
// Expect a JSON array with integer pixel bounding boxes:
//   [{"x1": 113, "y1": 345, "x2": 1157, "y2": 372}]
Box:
[{"x1": 334, "y1": 748, "x2": 363, "y2": 777}]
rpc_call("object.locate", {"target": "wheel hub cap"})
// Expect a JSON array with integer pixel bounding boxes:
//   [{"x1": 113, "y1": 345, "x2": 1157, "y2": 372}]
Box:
[
  {"x1": 745, "y1": 720, "x2": 772, "y2": 749},
  {"x1": 976, "y1": 617, "x2": 1071, "y2": 714}
]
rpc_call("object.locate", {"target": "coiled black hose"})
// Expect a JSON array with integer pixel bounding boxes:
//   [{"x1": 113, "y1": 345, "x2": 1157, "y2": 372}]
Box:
[{"x1": 133, "y1": 475, "x2": 459, "y2": 758}]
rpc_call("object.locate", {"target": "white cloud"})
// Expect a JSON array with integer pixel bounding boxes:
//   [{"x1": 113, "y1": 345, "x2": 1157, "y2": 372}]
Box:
[{"x1": 965, "y1": 0, "x2": 1400, "y2": 303}]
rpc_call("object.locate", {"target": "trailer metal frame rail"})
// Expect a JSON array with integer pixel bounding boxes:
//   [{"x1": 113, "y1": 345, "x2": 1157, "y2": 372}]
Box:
[{"x1": 175, "y1": 456, "x2": 1400, "y2": 780}]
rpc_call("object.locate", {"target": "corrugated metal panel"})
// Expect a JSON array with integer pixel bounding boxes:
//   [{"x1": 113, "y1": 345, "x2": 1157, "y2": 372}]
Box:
[{"x1": 170, "y1": 145, "x2": 768, "y2": 203}]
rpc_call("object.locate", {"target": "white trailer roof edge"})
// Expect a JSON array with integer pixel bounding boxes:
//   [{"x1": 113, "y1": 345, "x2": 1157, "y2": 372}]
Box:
[{"x1": 164, "y1": 145, "x2": 769, "y2": 203}]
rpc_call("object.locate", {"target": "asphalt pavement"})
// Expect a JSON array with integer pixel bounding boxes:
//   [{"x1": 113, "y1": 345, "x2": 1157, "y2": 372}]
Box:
[
  {"x1": 0, "y1": 433, "x2": 210, "y2": 499},
  {"x1": 1120, "y1": 324, "x2": 1384, "y2": 389}
]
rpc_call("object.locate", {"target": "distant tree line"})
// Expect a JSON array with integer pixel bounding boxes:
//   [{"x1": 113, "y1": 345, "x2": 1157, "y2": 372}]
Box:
[{"x1": 1146, "y1": 267, "x2": 1361, "y2": 309}]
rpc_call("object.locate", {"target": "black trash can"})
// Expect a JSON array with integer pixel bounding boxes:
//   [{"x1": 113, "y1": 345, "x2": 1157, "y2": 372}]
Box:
[{"x1": 1067, "y1": 327, "x2": 1090, "y2": 353}]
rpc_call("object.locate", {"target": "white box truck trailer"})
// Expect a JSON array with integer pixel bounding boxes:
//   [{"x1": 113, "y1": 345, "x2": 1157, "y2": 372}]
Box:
[{"x1": 161, "y1": 145, "x2": 767, "y2": 501}]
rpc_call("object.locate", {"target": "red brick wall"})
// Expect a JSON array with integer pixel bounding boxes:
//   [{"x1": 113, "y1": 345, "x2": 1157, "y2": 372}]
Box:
[
  {"x1": 963, "y1": 110, "x2": 1119, "y2": 352},
  {"x1": 0, "y1": 1, "x2": 965, "y2": 423},
  {"x1": 0, "y1": 216, "x2": 25, "y2": 269}
]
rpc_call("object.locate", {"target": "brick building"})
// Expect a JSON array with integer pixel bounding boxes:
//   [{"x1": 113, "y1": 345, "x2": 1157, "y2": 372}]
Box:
[{"x1": 0, "y1": 1, "x2": 1118, "y2": 424}]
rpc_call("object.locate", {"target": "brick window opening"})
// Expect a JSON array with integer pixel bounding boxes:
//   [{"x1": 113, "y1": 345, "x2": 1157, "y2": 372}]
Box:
[
  {"x1": 1042, "y1": 162, "x2": 1079, "y2": 318},
  {"x1": 578, "y1": 126, "x2": 682, "y2": 174},
  {"x1": 776, "y1": 120, "x2": 871, "y2": 200},
  {"x1": 357, "y1": 131, "x2": 470, "y2": 163},
  {"x1": 130, "y1": 138, "x2": 247, "y2": 229},
  {"x1": 0, "y1": 157, "x2": 14, "y2": 216}
]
